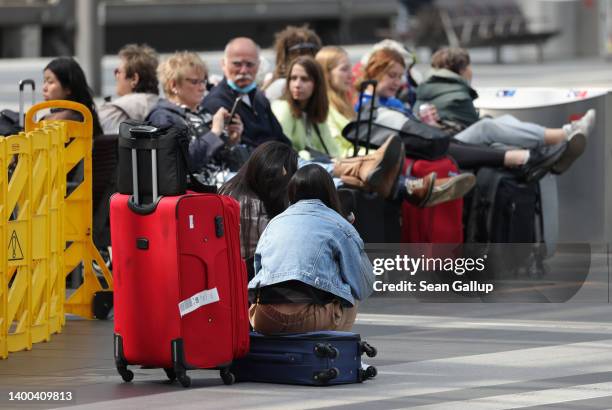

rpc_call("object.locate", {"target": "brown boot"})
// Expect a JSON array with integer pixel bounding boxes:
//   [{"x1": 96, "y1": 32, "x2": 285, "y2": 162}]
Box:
[
  {"x1": 333, "y1": 135, "x2": 404, "y2": 199},
  {"x1": 404, "y1": 172, "x2": 437, "y2": 207},
  {"x1": 405, "y1": 173, "x2": 476, "y2": 208},
  {"x1": 423, "y1": 173, "x2": 476, "y2": 208}
]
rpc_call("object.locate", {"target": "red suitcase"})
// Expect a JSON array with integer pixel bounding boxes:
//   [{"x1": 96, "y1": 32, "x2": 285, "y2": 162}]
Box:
[
  {"x1": 111, "y1": 125, "x2": 249, "y2": 388},
  {"x1": 401, "y1": 156, "x2": 464, "y2": 243}
]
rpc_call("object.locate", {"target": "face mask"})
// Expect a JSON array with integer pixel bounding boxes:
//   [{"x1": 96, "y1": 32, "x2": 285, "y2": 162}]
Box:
[{"x1": 227, "y1": 79, "x2": 257, "y2": 94}]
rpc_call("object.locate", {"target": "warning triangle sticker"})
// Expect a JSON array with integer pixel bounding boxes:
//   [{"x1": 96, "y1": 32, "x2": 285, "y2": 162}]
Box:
[{"x1": 8, "y1": 230, "x2": 24, "y2": 261}]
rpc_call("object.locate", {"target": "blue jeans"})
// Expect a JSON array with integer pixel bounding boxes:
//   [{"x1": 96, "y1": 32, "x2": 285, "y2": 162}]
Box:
[{"x1": 454, "y1": 115, "x2": 546, "y2": 150}]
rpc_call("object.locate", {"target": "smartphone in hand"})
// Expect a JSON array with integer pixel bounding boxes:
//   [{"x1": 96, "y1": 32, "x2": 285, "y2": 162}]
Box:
[{"x1": 225, "y1": 96, "x2": 241, "y2": 127}]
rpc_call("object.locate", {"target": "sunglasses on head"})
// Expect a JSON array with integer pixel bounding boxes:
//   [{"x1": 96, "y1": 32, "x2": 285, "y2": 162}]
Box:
[{"x1": 287, "y1": 42, "x2": 319, "y2": 54}]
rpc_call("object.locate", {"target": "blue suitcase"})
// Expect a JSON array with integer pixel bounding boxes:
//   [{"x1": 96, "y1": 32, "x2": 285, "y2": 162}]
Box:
[{"x1": 231, "y1": 331, "x2": 378, "y2": 386}]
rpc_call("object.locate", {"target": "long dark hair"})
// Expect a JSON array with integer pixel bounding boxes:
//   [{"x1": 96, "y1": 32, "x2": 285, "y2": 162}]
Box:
[
  {"x1": 283, "y1": 56, "x2": 328, "y2": 124},
  {"x1": 44, "y1": 57, "x2": 103, "y2": 136},
  {"x1": 287, "y1": 164, "x2": 342, "y2": 215},
  {"x1": 220, "y1": 142, "x2": 299, "y2": 256}
]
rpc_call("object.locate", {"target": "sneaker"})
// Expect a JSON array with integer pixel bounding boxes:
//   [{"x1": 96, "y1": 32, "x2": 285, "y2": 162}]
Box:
[
  {"x1": 551, "y1": 130, "x2": 587, "y2": 174},
  {"x1": 424, "y1": 173, "x2": 476, "y2": 207},
  {"x1": 521, "y1": 144, "x2": 565, "y2": 182},
  {"x1": 564, "y1": 109, "x2": 596, "y2": 138}
]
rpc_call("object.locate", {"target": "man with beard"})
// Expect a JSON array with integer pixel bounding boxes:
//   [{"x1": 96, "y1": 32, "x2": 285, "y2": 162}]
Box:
[{"x1": 200, "y1": 37, "x2": 291, "y2": 149}]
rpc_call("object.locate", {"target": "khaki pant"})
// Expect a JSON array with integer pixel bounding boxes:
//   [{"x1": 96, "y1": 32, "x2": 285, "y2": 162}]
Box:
[{"x1": 249, "y1": 301, "x2": 358, "y2": 334}]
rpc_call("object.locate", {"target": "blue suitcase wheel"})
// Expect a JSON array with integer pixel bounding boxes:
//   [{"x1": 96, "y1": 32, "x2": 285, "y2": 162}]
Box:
[
  {"x1": 313, "y1": 367, "x2": 339, "y2": 383},
  {"x1": 314, "y1": 343, "x2": 340, "y2": 358},
  {"x1": 361, "y1": 341, "x2": 377, "y2": 357},
  {"x1": 365, "y1": 366, "x2": 377, "y2": 379}
]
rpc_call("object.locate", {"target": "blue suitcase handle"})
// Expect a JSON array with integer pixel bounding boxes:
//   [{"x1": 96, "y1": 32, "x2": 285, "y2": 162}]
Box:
[{"x1": 246, "y1": 352, "x2": 303, "y2": 364}]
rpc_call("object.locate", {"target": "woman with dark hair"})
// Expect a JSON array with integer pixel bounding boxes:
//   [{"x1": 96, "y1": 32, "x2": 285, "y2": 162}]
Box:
[
  {"x1": 248, "y1": 164, "x2": 374, "y2": 334},
  {"x1": 271, "y1": 56, "x2": 341, "y2": 159},
  {"x1": 219, "y1": 141, "x2": 299, "y2": 264},
  {"x1": 42, "y1": 57, "x2": 103, "y2": 136},
  {"x1": 99, "y1": 43, "x2": 160, "y2": 134}
]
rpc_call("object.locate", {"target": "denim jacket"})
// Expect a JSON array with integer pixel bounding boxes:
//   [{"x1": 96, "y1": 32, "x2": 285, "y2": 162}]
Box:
[{"x1": 250, "y1": 199, "x2": 374, "y2": 305}]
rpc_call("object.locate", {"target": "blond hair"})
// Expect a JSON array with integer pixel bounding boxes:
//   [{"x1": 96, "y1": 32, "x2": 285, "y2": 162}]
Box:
[
  {"x1": 316, "y1": 46, "x2": 355, "y2": 120},
  {"x1": 158, "y1": 51, "x2": 208, "y2": 96}
]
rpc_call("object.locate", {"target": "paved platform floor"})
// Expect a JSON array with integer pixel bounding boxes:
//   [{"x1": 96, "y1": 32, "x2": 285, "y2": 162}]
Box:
[{"x1": 3, "y1": 301, "x2": 612, "y2": 410}]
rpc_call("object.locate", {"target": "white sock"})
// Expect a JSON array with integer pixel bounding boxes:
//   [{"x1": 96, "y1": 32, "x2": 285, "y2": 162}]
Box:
[{"x1": 522, "y1": 151, "x2": 530, "y2": 165}]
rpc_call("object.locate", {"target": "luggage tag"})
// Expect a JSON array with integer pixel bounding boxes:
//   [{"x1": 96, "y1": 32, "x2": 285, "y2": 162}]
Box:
[{"x1": 178, "y1": 288, "x2": 220, "y2": 317}]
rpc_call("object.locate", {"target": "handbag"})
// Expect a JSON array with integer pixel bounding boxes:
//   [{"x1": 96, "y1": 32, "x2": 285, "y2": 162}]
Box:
[{"x1": 343, "y1": 105, "x2": 450, "y2": 160}]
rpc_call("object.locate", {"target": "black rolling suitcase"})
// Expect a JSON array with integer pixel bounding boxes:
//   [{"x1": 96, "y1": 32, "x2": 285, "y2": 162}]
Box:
[
  {"x1": 464, "y1": 167, "x2": 544, "y2": 278},
  {"x1": 339, "y1": 188, "x2": 401, "y2": 243},
  {"x1": 231, "y1": 331, "x2": 378, "y2": 386}
]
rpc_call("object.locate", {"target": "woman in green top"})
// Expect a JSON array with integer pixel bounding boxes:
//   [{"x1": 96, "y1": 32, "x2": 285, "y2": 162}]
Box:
[
  {"x1": 316, "y1": 46, "x2": 356, "y2": 157},
  {"x1": 271, "y1": 56, "x2": 342, "y2": 159}
]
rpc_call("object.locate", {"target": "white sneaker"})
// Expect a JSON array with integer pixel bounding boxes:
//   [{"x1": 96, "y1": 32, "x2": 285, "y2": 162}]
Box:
[{"x1": 564, "y1": 109, "x2": 596, "y2": 138}]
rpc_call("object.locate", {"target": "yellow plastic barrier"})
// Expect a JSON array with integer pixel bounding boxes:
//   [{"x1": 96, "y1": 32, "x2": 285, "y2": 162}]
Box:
[
  {"x1": 25, "y1": 101, "x2": 113, "y2": 320},
  {"x1": 0, "y1": 138, "x2": 6, "y2": 358},
  {"x1": 6, "y1": 131, "x2": 33, "y2": 356},
  {"x1": 1, "y1": 100, "x2": 111, "y2": 359}
]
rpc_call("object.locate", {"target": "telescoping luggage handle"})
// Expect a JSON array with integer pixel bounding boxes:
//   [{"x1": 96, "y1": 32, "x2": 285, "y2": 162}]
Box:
[
  {"x1": 353, "y1": 80, "x2": 377, "y2": 157},
  {"x1": 19, "y1": 79, "x2": 35, "y2": 128},
  {"x1": 129, "y1": 125, "x2": 159, "y2": 205}
]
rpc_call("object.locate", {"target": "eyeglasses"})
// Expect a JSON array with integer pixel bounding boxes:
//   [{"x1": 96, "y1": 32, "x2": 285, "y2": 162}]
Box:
[
  {"x1": 230, "y1": 60, "x2": 257, "y2": 69},
  {"x1": 184, "y1": 78, "x2": 207, "y2": 86}
]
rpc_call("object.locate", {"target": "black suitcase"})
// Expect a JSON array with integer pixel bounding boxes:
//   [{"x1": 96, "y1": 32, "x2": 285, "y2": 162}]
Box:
[
  {"x1": 464, "y1": 167, "x2": 544, "y2": 278},
  {"x1": 338, "y1": 188, "x2": 401, "y2": 243},
  {"x1": 231, "y1": 331, "x2": 378, "y2": 386}
]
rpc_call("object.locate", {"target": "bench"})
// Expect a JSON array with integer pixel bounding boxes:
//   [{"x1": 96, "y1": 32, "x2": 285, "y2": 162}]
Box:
[{"x1": 389, "y1": 0, "x2": 560, "y2": 63}]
